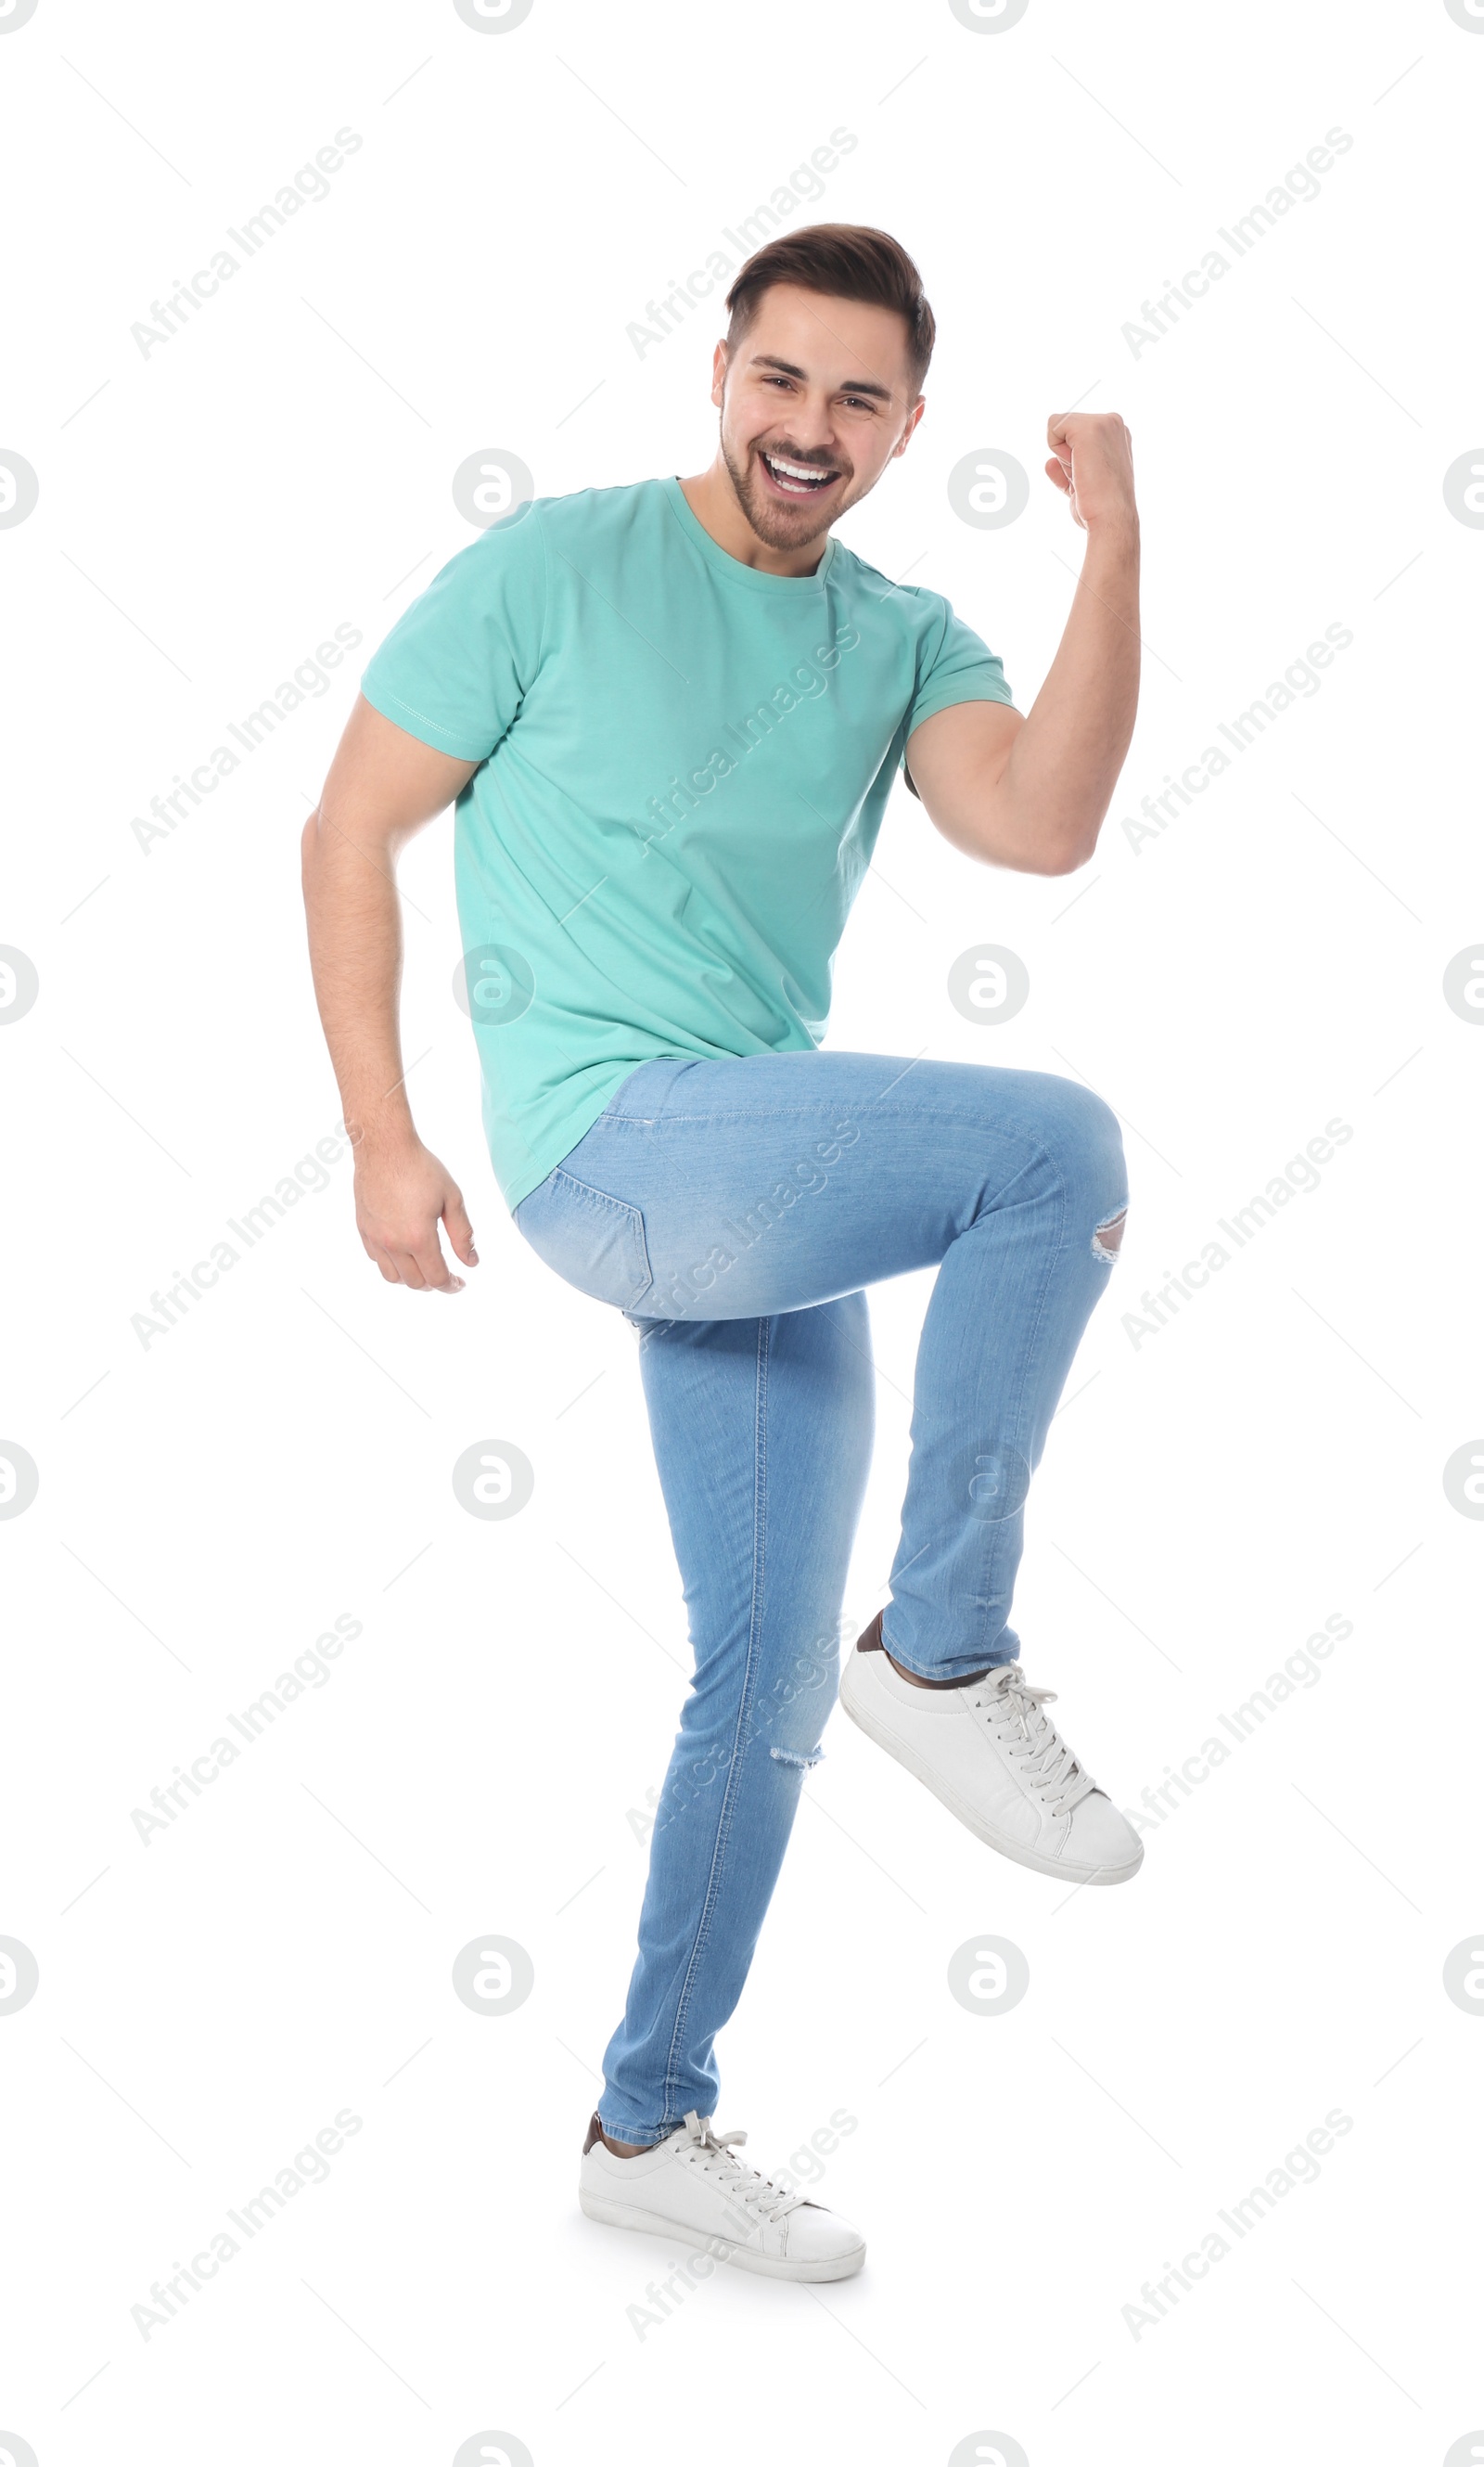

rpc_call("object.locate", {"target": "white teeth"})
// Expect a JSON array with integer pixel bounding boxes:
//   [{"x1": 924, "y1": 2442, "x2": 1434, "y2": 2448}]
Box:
[{"x1": 764, "y1": 453, "x2": 835, "y2": 484}]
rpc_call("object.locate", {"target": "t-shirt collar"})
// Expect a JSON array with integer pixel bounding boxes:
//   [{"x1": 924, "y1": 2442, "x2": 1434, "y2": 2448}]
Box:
[{"x1": 659, "y1": 474, "x2": 836, "y2": 597}]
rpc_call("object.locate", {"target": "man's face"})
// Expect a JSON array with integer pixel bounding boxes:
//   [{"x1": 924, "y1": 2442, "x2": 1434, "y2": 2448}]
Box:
[{"x1": 713, "y1": 283, "x2": 925, "y2": 551}]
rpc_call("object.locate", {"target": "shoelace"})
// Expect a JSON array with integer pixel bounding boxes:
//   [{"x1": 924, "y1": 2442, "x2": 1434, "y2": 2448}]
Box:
[
  {"x1": 969, "y1": 1666, "x2": 1098, "y2": 1818},
  {"x1": 679, "y1": 2113, "x2": 803, "y2": 2223}
]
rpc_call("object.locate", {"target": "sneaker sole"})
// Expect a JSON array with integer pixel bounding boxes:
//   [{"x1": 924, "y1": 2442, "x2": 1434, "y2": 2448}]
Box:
[
  {"x1": 578, "y1": 2189, "x2": 866, "y2": 2281},
  {"x1": 838, "y1": 1670, "x2": 1143, "y2": 1886}
]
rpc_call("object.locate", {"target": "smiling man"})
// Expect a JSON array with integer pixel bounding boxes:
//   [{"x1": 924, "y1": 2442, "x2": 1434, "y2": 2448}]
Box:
[{"x1": 302, "y1": 224, "x2": 1144, "y2": 2282}]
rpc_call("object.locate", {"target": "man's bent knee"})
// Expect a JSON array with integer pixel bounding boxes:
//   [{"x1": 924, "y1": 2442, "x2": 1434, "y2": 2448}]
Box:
[{"x1": 1093, "y1": 1207, "x2": 1127, "y2": 1264}]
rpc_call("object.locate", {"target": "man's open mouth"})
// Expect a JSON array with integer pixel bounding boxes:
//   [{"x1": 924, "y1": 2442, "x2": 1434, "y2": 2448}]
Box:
[{"x1": 758, "y1": 450, "x2": 840, "y2": 498}]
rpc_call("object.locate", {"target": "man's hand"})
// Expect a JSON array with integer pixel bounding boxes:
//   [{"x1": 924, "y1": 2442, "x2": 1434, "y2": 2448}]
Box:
[
  {"x1": 1044, "y1": 411, "x2": 1137, "y2": 535},
  {"x1": 352, "y1": 1129, "x2": 478, "y2": 1292},
  {"x1": 906, "y1": 409, "x2": 1141, "y2": 875}
]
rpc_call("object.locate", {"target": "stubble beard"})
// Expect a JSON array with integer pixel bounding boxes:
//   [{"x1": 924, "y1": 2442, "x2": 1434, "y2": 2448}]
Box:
[{"x1": 721, "y1": 432, "x2": 858, "y2": 554}]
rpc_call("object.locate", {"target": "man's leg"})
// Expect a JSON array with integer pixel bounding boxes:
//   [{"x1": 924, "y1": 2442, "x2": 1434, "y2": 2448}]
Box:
[
  {"x1": 530, "y1": 1050, "x2": 1127, "y2": 1681},
  {"x1": 513, "y1": 1047, "x2": 1138, "y2": 2118},
  {"x1": 878, "y1": 1073, "x2": 1127, "y2": 1679},
  {"x1": 595, "y1": 1295, "x2": 874, "y2": 2146}
]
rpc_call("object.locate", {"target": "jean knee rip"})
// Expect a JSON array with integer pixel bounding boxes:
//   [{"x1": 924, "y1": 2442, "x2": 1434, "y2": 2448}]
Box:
[
  {"x1": 770, "y1": 1744, "x2": 824, "y2": 1770},
  {"x1": 1092, "y1": 1206, "x2": 1128, "y2": 1264}
]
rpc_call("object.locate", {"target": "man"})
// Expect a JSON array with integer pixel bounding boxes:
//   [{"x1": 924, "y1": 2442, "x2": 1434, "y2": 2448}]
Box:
[{"x1": 302, "y1": 224, "x2": 1143, "y2": 2284}]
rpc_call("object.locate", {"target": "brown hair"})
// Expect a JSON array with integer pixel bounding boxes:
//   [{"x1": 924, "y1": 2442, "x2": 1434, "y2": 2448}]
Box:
[{"x1": 723, "y1": 224, "x2": 936, "y2": 392}]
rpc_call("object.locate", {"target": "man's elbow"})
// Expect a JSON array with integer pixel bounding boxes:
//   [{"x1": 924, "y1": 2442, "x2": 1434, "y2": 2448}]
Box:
[
  {"x1": 966, "y1": 787, "x2": 1102, "y2": 876},
  {"x1": 990, "y1": 821, "x2": 1098, "y2": 877},
  {"x1": 1039, "y1": 828, "x2": 1100, "y2": 877}
]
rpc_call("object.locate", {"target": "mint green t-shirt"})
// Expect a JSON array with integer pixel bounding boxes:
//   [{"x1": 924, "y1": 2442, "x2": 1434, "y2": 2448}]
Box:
[{"x1": 360, "y1": 475, "x2": 1014, "y2": 1210}]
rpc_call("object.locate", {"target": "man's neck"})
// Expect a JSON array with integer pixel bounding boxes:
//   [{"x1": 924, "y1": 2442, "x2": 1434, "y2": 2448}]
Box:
[{"x1": 676, "y1": 464, "x2": 828, "y2": 579}]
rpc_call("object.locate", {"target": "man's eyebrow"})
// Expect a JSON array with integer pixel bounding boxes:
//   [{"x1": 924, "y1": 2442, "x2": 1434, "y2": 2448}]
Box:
[{"x1": 748, "y1": 353, "x2": 894, "y2": 402}]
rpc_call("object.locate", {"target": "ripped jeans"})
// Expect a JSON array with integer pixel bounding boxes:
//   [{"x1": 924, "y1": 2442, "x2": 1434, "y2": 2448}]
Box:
[{"x1": 513, "y1": 1051, "x2": 1127, "y2": 2140}]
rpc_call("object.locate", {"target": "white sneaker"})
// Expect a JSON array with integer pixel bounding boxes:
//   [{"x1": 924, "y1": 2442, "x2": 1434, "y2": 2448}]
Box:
[
  {"x1": 578, "y1": 2111, "x2": 866, "y2": 2282},
  {"x1": 839, "y1": 1613, "x2": 1143, "y2": 1885}
]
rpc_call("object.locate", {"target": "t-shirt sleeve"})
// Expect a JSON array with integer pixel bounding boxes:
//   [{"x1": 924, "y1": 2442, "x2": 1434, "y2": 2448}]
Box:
[
  {"x1": 359, "y1": 506, "x2": 548, "y2": 763},
  {"x1": 901, "y1": 596, "x2": 1015, "y2": 800}
]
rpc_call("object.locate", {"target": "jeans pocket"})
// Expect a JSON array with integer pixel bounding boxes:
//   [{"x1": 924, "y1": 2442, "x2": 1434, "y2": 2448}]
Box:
[{"x1": 514, "y1": 1167, "x2": 654, "y2": 1312}]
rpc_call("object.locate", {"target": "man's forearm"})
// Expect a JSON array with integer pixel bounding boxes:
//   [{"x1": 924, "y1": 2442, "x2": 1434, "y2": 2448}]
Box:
[
  {"x1": 996, "y1": 520, "x2": 1141, "y2": 867},
  {"x1": 301, "y1": 808, "x2": 416, "y2": 1151}
]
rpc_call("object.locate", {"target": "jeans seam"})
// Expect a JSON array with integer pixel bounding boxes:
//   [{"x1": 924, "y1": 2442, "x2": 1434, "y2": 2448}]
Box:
[
  {"x1": 601, "y1": 1099, "x2": 1053, "y2": 1131},
  {"x1": 595, "y1": 2114, "x2": 669, "y2": 2145},
  {"x1": 544, "y1": 1166, "x2": 654, "y2": 1309},
  {"x1": 657, "y1": 1313, "x2": 771, "y2": 2127},
  {"x1": 968, "y1": 1158, "x2": 1068, "y2": 1663},
  {"x1": 605, "y1": 1103, "x2": 850, "y2": 1126}
]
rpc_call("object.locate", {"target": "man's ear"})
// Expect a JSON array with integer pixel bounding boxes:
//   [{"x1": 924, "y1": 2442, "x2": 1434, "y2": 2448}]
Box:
[
  {"x1": 710, "y1": 339, "x2": 730, "y2": 409},
  {"x1": 893, "y1": 395, "x2": 928, "y2": 459}
]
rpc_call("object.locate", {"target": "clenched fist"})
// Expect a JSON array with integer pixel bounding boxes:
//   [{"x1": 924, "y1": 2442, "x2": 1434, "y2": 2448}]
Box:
[{"x1": 1044, "y1": 411, "x2": 1137, "y2": 536}]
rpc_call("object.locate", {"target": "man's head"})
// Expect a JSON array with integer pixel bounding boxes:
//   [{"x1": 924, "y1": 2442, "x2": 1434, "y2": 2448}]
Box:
[{"x1": 711, "y1": 225, "x2": 933, "y2": 552}]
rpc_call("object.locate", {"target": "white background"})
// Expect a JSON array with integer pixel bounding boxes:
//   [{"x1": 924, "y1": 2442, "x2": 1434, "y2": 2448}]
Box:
[{"x1": 3, "y1": 1, "x2": 1481, "y2": 2461}]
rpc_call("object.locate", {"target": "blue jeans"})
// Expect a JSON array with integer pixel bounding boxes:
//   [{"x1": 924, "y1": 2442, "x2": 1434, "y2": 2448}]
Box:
[{"x1": 514, "y1": 1050, "x2": 1127, "y2": 2141}]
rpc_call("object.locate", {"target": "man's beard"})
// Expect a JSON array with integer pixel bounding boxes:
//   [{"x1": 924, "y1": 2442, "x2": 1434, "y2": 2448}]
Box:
[{"x1": 721, "y1": 433, "x2": 854, "y2": 551}]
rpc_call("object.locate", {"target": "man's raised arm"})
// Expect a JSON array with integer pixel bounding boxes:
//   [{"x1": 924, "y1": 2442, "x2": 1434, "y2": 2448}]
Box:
[
  {"x1": 301, "y1": 695, "x2": 481, "y2": 1293},
  {"x1": 904, "y1": 410, "x2": 1141, "y2": 878}
]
